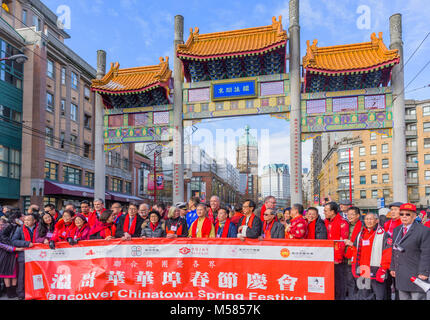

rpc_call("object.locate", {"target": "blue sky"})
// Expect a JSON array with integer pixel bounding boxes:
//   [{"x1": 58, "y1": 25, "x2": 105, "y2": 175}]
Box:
[{"x1": 42, "y1": 0, "x2": 430, "y2": 172}]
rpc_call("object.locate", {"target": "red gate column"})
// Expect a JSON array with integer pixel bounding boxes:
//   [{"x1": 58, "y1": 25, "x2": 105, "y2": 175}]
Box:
[
  {"x1": 289, "y1": 0, "x2": 303, "y2": 205},
  {"x1": 173, "y1": 15, "x2": 185, "y2": 204}
]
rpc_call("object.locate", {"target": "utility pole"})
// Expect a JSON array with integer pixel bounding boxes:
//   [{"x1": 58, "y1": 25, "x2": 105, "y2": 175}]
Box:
[
  {"x1": 94, "y1": 50, "x2": 106, "y2": 202},
  {"x1": 173, "y1": 15, "x2": 185, "y2": 204},
  {"x1": 390, "y1": 14, "x2": 408, "y2": 203},
  {"x1": 289, "y1": 0, "x2": 303, "y2": 205}
]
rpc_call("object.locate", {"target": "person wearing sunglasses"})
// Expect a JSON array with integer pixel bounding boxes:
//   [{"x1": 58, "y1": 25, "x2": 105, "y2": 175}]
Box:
[{"x1": 390, "y1": 203, "x2": 430, "y2": 300}]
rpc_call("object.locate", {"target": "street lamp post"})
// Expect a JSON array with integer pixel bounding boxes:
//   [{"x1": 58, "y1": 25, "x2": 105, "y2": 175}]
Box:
[{"x1": 0, "y1": 54, "x2": 28, "y2": 64}]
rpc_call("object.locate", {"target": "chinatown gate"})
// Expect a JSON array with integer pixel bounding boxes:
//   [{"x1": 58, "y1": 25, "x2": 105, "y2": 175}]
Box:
[{"x1": 91, "y1": 0, "x2": 407, "y2": 206}]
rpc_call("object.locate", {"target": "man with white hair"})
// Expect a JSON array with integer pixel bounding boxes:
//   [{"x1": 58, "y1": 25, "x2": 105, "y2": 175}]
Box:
[
  {"x1": 208, "y1": 195, "x2": 220, "y2": 224},
  {"x1": 255, "y1": 196, "x2": 277, "y2": 222}
]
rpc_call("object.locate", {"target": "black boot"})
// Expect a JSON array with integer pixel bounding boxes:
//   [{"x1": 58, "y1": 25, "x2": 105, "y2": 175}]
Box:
[
  {"x1": 6, "y1": 286, "x2": 17, "y2": 299},
  {"x1": 10, "y1": 285, "x2": 17, "y2": 298}
]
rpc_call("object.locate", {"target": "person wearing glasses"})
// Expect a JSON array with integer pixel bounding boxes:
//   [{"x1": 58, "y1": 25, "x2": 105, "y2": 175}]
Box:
[
  {"x1": 237, "y1": 200, "x2": 262, "y2": 240},
  {"x1": 115, "y1": 203, "x2": 144, "y2": 240},
  {"x1": 110, "y1": 203, "x2": 124, "y2": 225},
  {"x1": 255, "y1": 196, "x2": 277, "y2": 222},
  {"x1": 260, "y1": 209, "x2": 285, "y2": 239},
  {"x1": 390, "y1": 203, "x2": 430, "y2": 300}
]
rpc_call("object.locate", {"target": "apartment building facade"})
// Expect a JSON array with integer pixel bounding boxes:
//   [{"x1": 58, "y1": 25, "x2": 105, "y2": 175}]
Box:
[{"x1": 1, "y1": 0, "x2": 141, "y2": 210}]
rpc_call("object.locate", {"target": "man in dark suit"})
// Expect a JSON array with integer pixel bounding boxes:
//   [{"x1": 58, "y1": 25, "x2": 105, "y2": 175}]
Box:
[
  {"x1": 260, "y1": 209, "x2": 285, "y2": 239},
  {"x1": 390, "y1": 203, "x2": 430, "y2": 300},
  {"x1": 237, "y1": 200, "x2": 262, "y2": 239},
  {"x1": 115, "y1": 203, "x2": 144, "y2": 240}
]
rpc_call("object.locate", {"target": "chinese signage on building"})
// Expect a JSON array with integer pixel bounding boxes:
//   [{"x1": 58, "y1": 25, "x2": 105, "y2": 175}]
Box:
[{"x1": 212, "y1": 79, "x2": 257, "y2": 101}]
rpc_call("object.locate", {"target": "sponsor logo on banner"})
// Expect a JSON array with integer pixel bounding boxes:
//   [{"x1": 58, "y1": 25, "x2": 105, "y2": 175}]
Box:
[
  {"x1": 308, "y1": 277, "x2": 325, "y2": 294},
  {"x1": 280, "y1": 248, "x2": 290, "y2": 258},
  {"x1": 179, "y1": 246, "x2": 209, "y2": 256},
  {"x1": 39, "y1": 251, "x2": 47, "y2": 259},
  {"x1": 33, "y1": 274, "x2": 44, "y2": 290},
  {"x1": 179, "y1": 247, "x2": 191, "y2": 255},
  {"x1": 131, "y1": 246, "x2": 143, "y2": 257}
]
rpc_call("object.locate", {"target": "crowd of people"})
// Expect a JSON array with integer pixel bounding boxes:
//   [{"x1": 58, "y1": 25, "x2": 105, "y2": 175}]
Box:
[{"x1": 0, "y1": 195, "x2": 429, "y2": 301}]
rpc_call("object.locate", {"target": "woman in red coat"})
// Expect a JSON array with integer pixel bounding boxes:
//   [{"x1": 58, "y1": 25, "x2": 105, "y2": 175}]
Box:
[
  {"x1": 67, "y1": 213, "x2": 90, "y2": 245},
  {"x1": 89, "y1": 210, "x2": 117, "y2": 240},
  {"x1": 51, "y1": 209, "x2": 76, "y2": 243}
]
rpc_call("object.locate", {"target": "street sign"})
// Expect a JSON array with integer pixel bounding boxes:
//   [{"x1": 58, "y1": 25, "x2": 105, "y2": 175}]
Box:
[{"x1": 377, "y1": 198, "x2": 385, "y2": 209}]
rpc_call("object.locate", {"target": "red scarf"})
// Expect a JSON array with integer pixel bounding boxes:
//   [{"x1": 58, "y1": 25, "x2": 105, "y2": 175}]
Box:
[
  {"x1": 260, "y1": 204, "x2": 267, "y2": 221},
  {"x1": 123, "y1": 214, "x2": 137, "y2": 235},
  {"x1": 306, "y1": 219, "x2": 316, "y2": 239},
  {"x1": 263, "y1": 220, "x2": 275, "y2": 239},
  {"x1": 241, "y1": 214, "x2": 256, "y2": 228},
  {"x1": 90, "y1": 222, "x2": 116, "y2": 239},
  {"x1": 215, "y1": 218, "x2": 232, "y2": 238},
  {"x1": 23, "y1": 225, "x2": 37, "y2": 242},
  {"x1": 73, "y1": 224, "x2": 89, "y2": 240},
  {"x1": 191, "y1": 217, "x2": 212, "y2": 238},
  {"x1": 166, "y1": 219, "x2": 183, "y2": 235},
  {"x1": 150, "y1": 222, "x2": 158, "y2": 232},
  {"x1": 350, "y1": 220, "x2": 363, "y2": 243}
]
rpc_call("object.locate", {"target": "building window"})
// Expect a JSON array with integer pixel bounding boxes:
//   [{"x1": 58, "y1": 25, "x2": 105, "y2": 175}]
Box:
[
  {"x1": 60, "y1": 132, "x2": 65, "y2": 149},
  {"x1": 425, "y1": 171, "x2": 430, "y2": 181},
  {"x1": 46, "y1": 92, "x2": 54, "y2": 112},
  {"x1": 84, "y1": 171, "x2": 94, "y2": 188},
  {"x1": 371, "y1": 160, "x2": 377, "y2": 170},
  {"x1": 84, "y1": 114, "x2": 91, "y2": 129},
  {"x1": 61, "y1": 67, "x2": 66, "y2": 85},
  {"x1": 123, "y1": 158, "x2": 129, "y2": 170},
  {"x1": 382, "y1": 159, "x2": 389, "y2": 169},
  {"x1": 60, "y1": 99, "x2": 65, "y2": 117},
  {"x1": 46, "y1": 127, "x2": 54, "y2": 146},
  {"x1": 371, "y1": 190, "x2": 378, "y2": 199},
  {"x1": 370, "y1": 145, "x2": 377, "y2": 155},
  {"x1": 125, "y1": 181, "x2": 132, "y2": 194},
  {"x1": 424, "y1": 122, "x2": 430, "y2": 132},
  {"x1": 22, "y1": 9, "x2": 27, "y2": 25},
  {"x1": 44, "y1": 161, "x2": 58, "y2": 181},
  {"x1": 381, "y1": 144, "x2": 389, "y2": 154},
  {"x1": 70, "y1": 135, "x2": 78, "y2": 152},
  {"x1": 84, "y1": 143, "x2": 91, "y2": 158},
  {"x1": 0, "y1": 146, "x2": 20, "y2": 179},
  {"x1": 0, "y1": 105, "x2": 21, "y2": 123},
  {"x1": 108, "y1": 151, "x2": 112, "y2": 166},
  {"x1": 360, "y1": 176, "x2": 366, "y2": 185},
  {"x1": 370, "y1": 132, "x2": 377, "y2": 140},
  {"x1": 112, "y1": 178, "x2": 123, "y2": 192},
  {"x1": 359, "y1": 147, "x2": 365, "y2": 156},
  {"x1": 70, "y1": 103, "x2": 78, "y2": 121},
  {"x1": 426, "y1": 187, "x2": 430, "y2": 197},
  {"x1": 383, "y1": 189, "x2": 390, "y2": 198},
  {"x1": 382, "y1": 174, "x2": 389, "y2": 184},
  {"x1": 32, "y1": 15, "x2": 41, "y2": 31},
  {"x1": 84, "y1": 86, "x2": 91, "y2": 100},
  {"x1": 423, "y1": 105, "x2": 430, "y2": 116},
  {"x1": 424, "y1": 138, "x2": 430, "y2": 149},
  {"x1": 371, "y1": 175, "x2": 378, "y2": 184},
  {"x1": 47, "y1": 59, "x2": 54, "y2": 78},
  {"x1": 63, "y1": 166, "x2": 82, "y2": 185},
  {"x1": 425, "y1": 154, "x2": 430, "y2": 165},
  {"x1": 71, "y1": 71, "x2": 78, "y2": 90},
  {"x1": 360, "y1": 190, "x2": 366, "y2": 199}
]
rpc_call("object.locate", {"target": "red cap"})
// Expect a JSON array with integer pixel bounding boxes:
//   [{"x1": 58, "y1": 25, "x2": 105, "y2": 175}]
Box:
[
  {"x1": 410, "y1": 277, "x2": 417, "y2": 282},
  {"x1": 400, "y1": 203, "x2": 416, "y2": 212}
]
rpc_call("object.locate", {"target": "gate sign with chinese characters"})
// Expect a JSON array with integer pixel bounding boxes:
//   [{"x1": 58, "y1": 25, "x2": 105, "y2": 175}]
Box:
[
  {"x1": 24, "y1": 238, "x2": 335, "y2": 300},
  {"x1": 212, "y1": 79, "x2": 257, "y2": 101}
]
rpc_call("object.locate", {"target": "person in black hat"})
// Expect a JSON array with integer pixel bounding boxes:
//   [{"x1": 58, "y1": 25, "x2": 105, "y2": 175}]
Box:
[{"x1": 141, "y1": 210, "x2": 166, "y2": 238}]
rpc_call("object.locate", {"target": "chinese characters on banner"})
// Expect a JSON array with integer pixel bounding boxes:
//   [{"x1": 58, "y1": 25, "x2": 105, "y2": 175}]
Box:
[
  {"x1": 212, "y1": 80, "x2": 257, "y2": 101},
  {"x1": 147, "y1": 173, "x2": 164, "y2": 191},
  {"x1": 24, "y1": 238, "x2": 335, "y2": 300}
]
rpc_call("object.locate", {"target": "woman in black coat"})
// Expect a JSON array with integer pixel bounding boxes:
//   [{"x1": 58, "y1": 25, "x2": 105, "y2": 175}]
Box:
[{"x1": 141, "y1": 211, "x2": 166, "y2": 238}]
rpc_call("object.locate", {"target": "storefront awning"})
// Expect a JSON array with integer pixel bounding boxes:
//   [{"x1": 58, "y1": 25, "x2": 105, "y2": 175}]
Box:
[
  {"x1": 44, "y1": 180, "x2": 112, "y2": 200},
  {"x1": 107, "y1": 191, "x2": 143, "y2": 203}
]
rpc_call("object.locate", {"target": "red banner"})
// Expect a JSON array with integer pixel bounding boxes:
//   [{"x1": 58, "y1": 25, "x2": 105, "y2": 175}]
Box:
[{"x1": 24, "y1": 238, "x2": 335, "y2": 300}]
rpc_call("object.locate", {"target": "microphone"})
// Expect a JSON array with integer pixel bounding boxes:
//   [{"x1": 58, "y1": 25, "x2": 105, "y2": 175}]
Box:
[{"x1": 410, "y1": 277, "x2": 430, "y2": 293}]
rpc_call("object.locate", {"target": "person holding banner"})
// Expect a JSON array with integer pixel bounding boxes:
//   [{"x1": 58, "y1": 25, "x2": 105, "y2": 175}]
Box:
[
  {"x1": 165, "y1": 206, "x2": 188, "y2": 238},
  {"x1": 50, "y1": 209, "x2": 76, "y2": 245},
  {"x1": 260, "y1": 209, "x2": 285, "y2": 239},
  {"x1": 215, "y1": 207, "x2": 237, "y2": 238},
  {"x1": 115, "y1": 203, "x2": 144, "y2": 240},
  {"x1": 12, "y1": 214, "x2": 37, "y2": 300},
  {"x1": 141, "y1": 211, "x2": 166, "y2": 238},
  {"x1": 189, "y1": 204, "x2": 215, "y2": 238},
  {"x1": 89, "y1": 210, "x2": 117, "y2": 240},
  {"x1": 237, "y1": 200, "x2": 262, "y2": 240},
  {"x1": 34, "y1": 212, "x2": 55, "y2": 245},
  {"x1": 344, "y1": 212, "x2": 392, "y2": 300},
  {"x1": 305, "y1": 207, "x2": 327, "y2": 240},
  {"x1": 285, "y1": 204, "x2": 308, "y2": 239},
  {"x1": 68, "y1": 213, "x2": 91, "y2": 244},
  {"x1": 186, "y1": 197, "x2": 200, "y2": 228},
  {"x1": 324, "y1": 202, "x2": 350, "y2": 300}
]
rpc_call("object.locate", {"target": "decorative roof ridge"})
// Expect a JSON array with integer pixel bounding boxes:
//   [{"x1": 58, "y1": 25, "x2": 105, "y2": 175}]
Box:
[
  {"x1": 177, "y1": 16, "x2": 287, "y2": 53},
  {"x1": 91, "y1": 57, "x2": 172, "y2": 92}
]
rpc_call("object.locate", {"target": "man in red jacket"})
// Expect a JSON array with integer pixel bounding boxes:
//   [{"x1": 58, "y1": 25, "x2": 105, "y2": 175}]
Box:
[
  {"x1": 285, "y1": 203, "x2": 308, "y2": 239},
  {"x1": 324, "y1": 202, "x2": 350, "y2": 300},
  {"x1": 345, "y1": 206, "x2": 363, "y2": 300},
  {"x1": 384, "y1": 202, "x2": 403, "y2": 237},
  {"x1": 88, "y1": 199, "x2": 106, "y2": 228}
]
